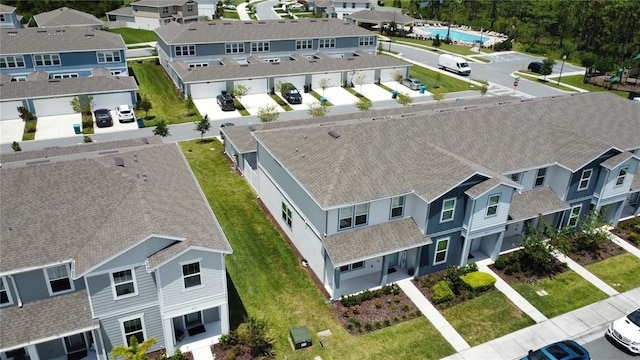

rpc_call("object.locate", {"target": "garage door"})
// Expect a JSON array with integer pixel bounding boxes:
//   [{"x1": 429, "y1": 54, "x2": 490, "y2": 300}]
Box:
[
  {"x1": 190, "y1": 82, "x2": 227, "y2": 100},
  {"x1": 352, "y1": 70, "x2": 375, "y2": 85},
  {"x1": 311, "y1": 72, "x2": 341, "y2": 89},
  {"x1": 380, "y1": 68, "x2": 407, "y2": 83},
  {"x1": 234, "y1": 79, "x2": 268, "y2": 95},
  {"x1": 274, "y1": 75, "x2": 305, "y2": 91},
  {"x1": 32, "y1": 97, "x2": 75, "y2": 117},
  {"x1": 0, "y1": 101, "x2": 24, "y2": 120},
  {"x1": 92, "y1": 92, "x2": 135, "y2": 110}
]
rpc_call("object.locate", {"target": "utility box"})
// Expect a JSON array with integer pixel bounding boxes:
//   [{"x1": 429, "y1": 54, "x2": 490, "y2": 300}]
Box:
[
  {"x1": 290, "y1": 326, "x2": 312, "y2": 350},
  {"x1": 73, "y1": 123, "x2": 81, "y2": 134}
]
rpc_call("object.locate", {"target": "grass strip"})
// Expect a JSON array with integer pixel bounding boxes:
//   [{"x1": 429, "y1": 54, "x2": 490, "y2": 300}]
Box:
[{"x1": 585, "y1": 253, "x2": 640, "y2": 292}]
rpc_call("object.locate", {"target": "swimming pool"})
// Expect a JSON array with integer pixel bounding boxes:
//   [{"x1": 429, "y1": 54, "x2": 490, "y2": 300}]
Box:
[{"x1": 417, "y1": 28, "x2": 486, "y2": 44}]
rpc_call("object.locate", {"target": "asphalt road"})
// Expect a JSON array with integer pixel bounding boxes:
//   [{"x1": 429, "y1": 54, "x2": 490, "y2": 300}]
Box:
[
  {"x1": 581, "y1": 335, "x2": 637, "y2": 359},
  {"x1": 254, "y1": 0, "x2": 280, "y2": 20}
]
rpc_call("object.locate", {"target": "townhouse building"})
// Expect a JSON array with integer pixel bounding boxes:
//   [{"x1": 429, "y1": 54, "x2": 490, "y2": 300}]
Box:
[
  {"x1": 0, "y1": 138, "x2": 233, "y2": 360},
  {"x1": 33, "y1": 7, "x2": 104, "y2": 29},
  {"x1": 106, "y1": 0, "x2": 199, "y2": 30},
  {"x1": 221, "y1": 93, "x2": 640, "y2": 300},
  {"x1": 308, "y1": 0, "x2": 374, "y2": 19},
  {"x1": 0, "y1": 4, "x2": 22, "y2": 28}
]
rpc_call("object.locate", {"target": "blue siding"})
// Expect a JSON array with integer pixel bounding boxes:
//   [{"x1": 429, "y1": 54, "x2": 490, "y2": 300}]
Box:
[
  {"x1": 566, "y1": 150, "x2": 617, "y2": 201},
  {"x1": 12, "y1": 269, "x2": 84, "y2": 304},
  {"x1": 418, "y1": 231, "x2": 463, "y2": 274},
  {"x1": 564, "y1": 199, "x2": 592, "y2": 228},
  {"x1": 426, "y1": 175, "x2": 485, "y2": 235},
  {"x1": 35, "y1": 339, "x2": 65, "y2": 358},
  {"x1": 99, "y1": 306, "x2": 164, "y2": 357}
]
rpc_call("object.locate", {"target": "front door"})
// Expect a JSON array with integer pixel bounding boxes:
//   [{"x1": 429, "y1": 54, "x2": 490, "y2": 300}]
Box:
[
  {"x1": 64, "y1": 333, "x2": 87, "y2": 354},
  {"x1": 184, "y1": 311, "x2": 203, "y2": 328},
  {"x1": 387, "y1": 253, "x2": 399, "y2": 268}
]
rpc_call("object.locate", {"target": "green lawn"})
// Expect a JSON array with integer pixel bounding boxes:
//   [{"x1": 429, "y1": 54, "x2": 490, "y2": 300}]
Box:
[
  {"x1": 511, "y1": 271, "x2": 608, "y2": 318},
  {"x1": 514, "y1": 72, "x2": 577, "y2": 92},
  {"x1": 556, "y1": 75, "x2": 629, "y2": 98},
  {"x1": 586, "y1": 253, "x2": 640, "y2": 292},
  {"x1": 107, "y1": 28, "x2": 156, "y2": 44},
  {"x1": 409, "y1": 66, "x2": 481, "y2": 93},
  {"x1": 391, "y1": 37, "x2": 494, "y2": 56},
  {"x1": 442, "y1": 291, "x2": 535, "y2": 346},
  {"x1": 181, "y1": 139, "x2": 456, "y2": 360}
]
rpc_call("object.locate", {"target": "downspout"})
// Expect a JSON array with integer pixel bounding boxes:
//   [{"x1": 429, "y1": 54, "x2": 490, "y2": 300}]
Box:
[
  {"x1": 97, "y1": 326, "x2": 107, "y2": 360},
  {"x1": 8, "y1": 275, "x2": 22, "y2": 308}
]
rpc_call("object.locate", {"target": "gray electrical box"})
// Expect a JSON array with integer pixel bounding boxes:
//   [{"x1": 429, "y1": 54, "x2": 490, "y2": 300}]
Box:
[{"x1": 290, "y1": 326, "x2": 312, "y2": 350}]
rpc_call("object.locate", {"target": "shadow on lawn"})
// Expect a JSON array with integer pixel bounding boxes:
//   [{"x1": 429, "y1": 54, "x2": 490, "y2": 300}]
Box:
[{"x1": 227, "y1": 273, "x2": 248, "y2": 330}]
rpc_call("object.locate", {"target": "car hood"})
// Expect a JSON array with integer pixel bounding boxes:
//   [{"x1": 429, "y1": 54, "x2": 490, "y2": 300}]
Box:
[{"x1": 612, "y1": 316, "x2": 640, "y2": 342}]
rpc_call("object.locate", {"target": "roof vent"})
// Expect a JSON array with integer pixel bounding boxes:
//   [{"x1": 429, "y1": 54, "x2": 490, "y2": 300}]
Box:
[
  {"x1": 142, "y1": 138, "x2": 149, "y2": 144},
  {"x1": 328, "y1": 130, "x2": 340, "y2": 139},
  {"x1": 142, "y1": 174, "x2": 148, "y2": 182},
  {"x1": 188, "y1": 27, "x2": 196, "y2": 31},
  {"x1": 37, "y1": 30, "x2": 47, "y2": 33},
  {"x1": 85, "y1": 33, "x2": 94, "y2": 37},
  {"x1": 249, "y1": 125, "x2": 256, "y2": 131},
  {"x1": 114, "y1": 157, "x2": 125, "y2": 167}
]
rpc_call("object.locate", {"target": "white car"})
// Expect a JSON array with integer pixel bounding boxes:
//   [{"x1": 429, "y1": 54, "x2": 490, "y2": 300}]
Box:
[
  {"x1": 607, "y1": 308, "x2": 640, "y2": 355},
  {"x1": 115, "y1": 105, "x2": 135, "y2": 123}
]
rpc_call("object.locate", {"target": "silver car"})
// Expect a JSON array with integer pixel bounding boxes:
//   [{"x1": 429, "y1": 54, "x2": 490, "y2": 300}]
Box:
[
  {"x1": 607, "y1": 308, "x2": 640, "y2": 355},
  {"x1": 401, "y1": 78, "x2": 423, "y2": 91}
]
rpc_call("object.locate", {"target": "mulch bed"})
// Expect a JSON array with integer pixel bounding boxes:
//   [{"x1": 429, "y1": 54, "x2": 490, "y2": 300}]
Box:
[
  {"x1": 565, "y1": 237, "x2": 626, "y2": 266},
  {"x1": 489, "y1": 259, "x2": 567, "y2": 287},
  {"x1": 211, "y1": 344, "x2": 264, "y2": 360},
  {"x1": 412, "y1": 269, "x2": 476, "y2": 309},
  {"x1": 611, "y1": 217, "x2": 640, "y2": 248}
]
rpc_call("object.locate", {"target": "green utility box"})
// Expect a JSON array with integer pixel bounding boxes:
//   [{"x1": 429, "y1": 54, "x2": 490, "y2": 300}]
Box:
[{"x1": 290, "y1": 326, "x2": 312, "y2": 350}]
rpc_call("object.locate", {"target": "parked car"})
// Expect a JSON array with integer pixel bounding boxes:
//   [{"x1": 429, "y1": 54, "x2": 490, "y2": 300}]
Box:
[
  {"x1": 401, "y1": 78, "x2": 423, "y2": 91},
  {"x1": 217, "y1": 91, "x2": 236, "y2": 111},
  {"x1": 606, "y1": 308, "x2": 640, "y2": 355},
  {"x1": 528, "y1": 62, "x2": 544, "y2": 74},
  {"x1": 521, "y1": 340, "x2": 590, "y2": 360},
  {"x1": 94, "y1": 109, "x2": 113, "y2": 128},
  {"x1": 219, "y1": 122, "x2": 235, "y2": 140},
  {"x1": 280, "y1": 83, "x2": 303, "y2": 104},
  {"x1": 115, "y1": 105, "x2": 135, "y2": 123}
]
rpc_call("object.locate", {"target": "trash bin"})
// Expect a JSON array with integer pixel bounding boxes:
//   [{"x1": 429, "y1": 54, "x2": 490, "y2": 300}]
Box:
[
  {"x1": 73, "y1": 123, "x2": 81, "y2": 135},
  {"x1": 136, "y1": 117, "x2": 145, "y2": 128},
  {"x1": 391, "y1": 90, "x2": 398, "y2": 99},
  {"x1": 320, "y1": 97, "x2": 327, "y2": 105},
  {"x1": 419, "y1": 85, "x2": 426, "y2": 94}
]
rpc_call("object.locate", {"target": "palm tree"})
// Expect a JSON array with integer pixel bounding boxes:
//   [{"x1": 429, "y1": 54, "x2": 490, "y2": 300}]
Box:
[{"x1": 111, "y1": 336, "x2": 157, "y2": 360}]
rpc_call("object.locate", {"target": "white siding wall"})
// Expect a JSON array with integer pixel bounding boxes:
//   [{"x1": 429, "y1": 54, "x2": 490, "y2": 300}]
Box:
[
  {"x1": 467, "y1": 185, "x2": 513, "y2": 236},
  {"x1": 407, "y1": 194, "x2": 427, "y2": 233},
  {"x1": 546, "y1": 166, "x2": 571, "y2": 199},
  {"x1": 91, "y1": 237, "x2": 176, "y2": 274},
  {"x1": 133, "y1": 16, "x2": 163, "y2": 30},
  {"x1": 339, "y1": 258, "x2": 382, "y2": 281},
  {"x1": 312, "y1": 73, "x2": 341, "y2": 89},
  {"x1": 600, "y1": 160, "x2": 639, "y2": 200}
]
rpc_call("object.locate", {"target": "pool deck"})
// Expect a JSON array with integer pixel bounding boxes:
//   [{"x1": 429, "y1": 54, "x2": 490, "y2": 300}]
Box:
[{"x1": 410, "y1": 25, "x2": 507, "y2": 47}]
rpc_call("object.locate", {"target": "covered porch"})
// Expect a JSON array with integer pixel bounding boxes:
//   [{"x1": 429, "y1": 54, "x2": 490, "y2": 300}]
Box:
[{"x1": 163, "y1": 302, "x2": 228, "y2": 357}]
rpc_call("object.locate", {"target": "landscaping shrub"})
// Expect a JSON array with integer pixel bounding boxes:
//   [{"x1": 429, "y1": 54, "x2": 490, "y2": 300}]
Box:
[
  {"x1": 24, "y1": 121, "x2": 37, "y2": 134},
  {"x1": 431, "y1": 280, "x2": 454, "y2": 304},
  {"x1": 494, "y1": 256, "x2": 507, "y2": 270},
  {"x1": 460, "y1": 271, "x2": 496, "y2": 293},
  {"x1": 629, "y1": 233, "x2": 640, "y2": 245}
]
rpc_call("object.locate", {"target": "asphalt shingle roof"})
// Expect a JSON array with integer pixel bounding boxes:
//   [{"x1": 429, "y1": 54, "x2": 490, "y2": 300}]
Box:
[
  {"x1": 508, "y1": 187, "x2": 570, "y2": 222},
  {"x1": 0, "y1": 74, "x2": 138, "y2": 101},
  {"x1": 134, "y1": 0, "x2": 190, "y2": 7},
  {"x1": 0, "y1": 4, "x2": 16, "y2": 12},
  {"x1": 601, "y1": 151, "x2": 635, "y2": 169},
  {"x1": 33, "y1": 7, "x2": 103, "y2": 28},
  {"x1": 345, "y1": 9, "x2": 416, "y2": 24},
  {"x1": 0, "y1": 27, "x2": 125, "y2": 55}
]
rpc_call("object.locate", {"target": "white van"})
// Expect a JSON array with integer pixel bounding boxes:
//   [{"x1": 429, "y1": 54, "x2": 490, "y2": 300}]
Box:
[{"x1": 438, "y1": 54, "x2": 471, "y2": 75}]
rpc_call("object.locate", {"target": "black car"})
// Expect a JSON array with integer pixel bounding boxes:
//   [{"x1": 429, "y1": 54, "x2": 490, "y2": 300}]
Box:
[
  {"x1": 94, "y1": 109, "x2": 113, "y2": 128},
  {"x1": 527, "y1": 62, "x2": 544, "y2": 74},
  {"x1": 219, "y1": 122, "x2": 235, "y2": 140},
  {"x1": 216, "y1": 92, "x2": 236, "y2": 111},
  {"x1": 280, "y1": 83, "x2": 303, "y2": 104}
]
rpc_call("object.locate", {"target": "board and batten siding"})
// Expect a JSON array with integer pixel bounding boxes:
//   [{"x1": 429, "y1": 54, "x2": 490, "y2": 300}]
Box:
[
  {"x1": 157, "y1": 249, "x2": 225, "y2": 312},
  {"x1": 90, "y1": 237, "x2": 177, "y2": 274},
  {"x1": 99, "y1": 305, "x2": 164, "y2": 357},
  {"x1": 86, "y1": 266, "x2": 158, "y2": 318}
]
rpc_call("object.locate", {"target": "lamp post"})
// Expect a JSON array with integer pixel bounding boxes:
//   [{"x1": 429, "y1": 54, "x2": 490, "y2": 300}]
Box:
[{"x1": 557, "y1": 54, "x2": 566, "y2": 85}]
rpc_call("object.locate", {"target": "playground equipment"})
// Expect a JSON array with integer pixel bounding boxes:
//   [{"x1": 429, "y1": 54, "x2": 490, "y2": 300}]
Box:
[{"x1": 610, "y1": 67, "x2": 624, "y2": 83}]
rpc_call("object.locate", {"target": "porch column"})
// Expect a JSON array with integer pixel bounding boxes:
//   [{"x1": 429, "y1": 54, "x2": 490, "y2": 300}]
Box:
[
  {"x1": 220, "y1": 302, "x2": 230, "y2": 334},
  {"x1": 332, "y1": 268, "x2": 341, "y2": 299},
  {"x1": 414, "y1": 247, "x2": 422, "y2": 276},
  {"x1": 379, "y1": 255, "x2": 389, "y2": 286},
  {"x1": 491, "y1": 232, "x2": 505, "y2": 260},
  {"x1": 635, "y1": 201, "x2": 640, "y2": 216},
  {"x1": 162, "y1": 318, "x2": 175, "y2": 357},
  {"x1": 25, "y1": 345, "x2": 40, "y2": 360},
  {"x1": 96, "y1": 326, "x2": 107, "y2": 360},
  {"x1": 459, "y1": 237, "x2": 471, "y2": 267},
  {"x1": 611, "y1": 200, "x2": 625, "y2": 227}
]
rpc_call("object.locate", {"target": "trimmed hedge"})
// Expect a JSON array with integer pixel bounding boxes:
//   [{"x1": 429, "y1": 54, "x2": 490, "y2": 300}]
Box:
[
  {"x1": 431, "y1": 280, "x2": 454, "y2": 304},
  {"x1": 460, "y1": 271, "x2": 496, "y2": 293}
]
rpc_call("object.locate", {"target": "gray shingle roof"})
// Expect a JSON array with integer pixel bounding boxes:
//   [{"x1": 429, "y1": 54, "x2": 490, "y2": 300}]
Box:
[
  {"x1": 0, "y1": 4, "x2": 16, "y2": 12},
  {"x1": 324, "y1": 217, "x2": 430, "y2": 266},
  {"x1": 0, "y1": 290, "x2": 97, "y2": 352},
  {"x1": 0, "y1": 139, "x2": 232, "y2": 276},
  {"x1": 156, "y1": 18, "x2": 376, "y2": 45},
  {"x1": 508, "y1": 187, "x2": 570, "y2": 222},
  {"x1": 601, "y1": 151, "x2": 636, "y2": 169},
  {"x1": 33, "y1": 7, "x2": 103, "y2": 28},
  {"x1": 632, "y1": 167, "x2": 640, "y2": 193},
  {"x1": 0, "y1": 27, "x2": 125, "y2": 55},
  {"x1": 0, "y1": 74, "x2": 137, "y2": 101},
  {"x1": 105, "y1": 6, "x2": 134, "y2": 17},
  {"x1": 345, "y1": 9, "x2": 416, "y2": 24},
  {"x1": 134, "y1": 0, "x2": 190, "y2": 7}
]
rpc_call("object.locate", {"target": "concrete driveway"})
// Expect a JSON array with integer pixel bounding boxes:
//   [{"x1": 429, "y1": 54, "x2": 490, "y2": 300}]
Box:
[
  {"x1": 320, "y1": 87, "x2": 359, "y2": 106},
  {"x1": 241, "y1": 94, "x2": 280, "y2": 116},
  {"x1": 1, "y1": 119, "x2": 25, "y2": 144},
  {"x1": 93, "y1": 110, "x2": 139, "y2": 135},
  {"x1": 193, "y1": 98, "x2": 243, "y2": 121},
  {"x1": 35, "y1": 114, "x2": 82, "y2": 141}
]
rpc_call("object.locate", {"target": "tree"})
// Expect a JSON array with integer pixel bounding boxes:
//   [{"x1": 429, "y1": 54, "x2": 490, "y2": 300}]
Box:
[
  {"x1": 17, "y1": 106, "x2": 35, "y2": 122},
  {"x1": 70, "y1": 95, "x2": 94, "y2": 115},
  {"x1": 431, "y1": 88, "x2": 445, "y2": 102},
  {"x1": 354, "y1": 97, "x2": 372, "y2": 112},
  {"x1": 153, "y1": 120, "x2": 170, "y2": 137},
  {"x1": 245, "y1": 317, "x2": 275, "y2": 357},
  {"x1": 540, "y1": 58, "x2": 556, "y2": 81},
  {"x1": 11, "y1": 141, "x2": 21, "y2": 152},
  {"x1": 396, "y1": 92, "x2": 413, "y2": 106},
  {"x1": 195, "y1": 114, "x2": 211, "y2": 141},
  {"x1": 231, "y1": 84, "x2": 251, "y2": 102},
  {"x1": 432, "y1": 34, "x2": 442, "y2": 49},
  {"x1": 307, "y1": 101, "x2": 328, "y2": 117},
  {"x1": 480, "y1": 83, "x2": 488, "y2": 97},
  {"x1": 518, "y1": 217, "x2": 566, "y2": 277},
  {"x1": 353, "y1": 72, "x2": 367, "y2": 95},
  {"x1": 257, "y1": 104, "x2": 279, "y2": 122},
  {"x1": 185, "y1": 93, "x2": 196, "y2": 117},
  {"x1": 136, "y1": 94, "x2": 153, "y2": 119},
  {"x1": 392, "y1": 71, "x2": 403, "y2": 91},
  {"x1": 319, "y1": 78, "x2": 331, "y2": 97},
  {"x1": 111, "y1": 336, "x2": 157, "y2": 360}
]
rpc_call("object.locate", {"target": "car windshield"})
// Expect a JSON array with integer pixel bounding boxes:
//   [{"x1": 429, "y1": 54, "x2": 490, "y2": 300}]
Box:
[
  {"x1": 413, "y1": 80, "x2": 422, "y2": 85},
  {"x1": 96, "y1": 112, "x2": 109, "y2": 119},
  {"x1": 460, "y1": 62, "x2": 470, "y2": 68},
  {"x1": 526, "y1": 349, "x2": 552, "y2": 360},
  {"x1": 288, "y1": 88, "x2": 299, "y2": 94},
  {"x1": 627, "y1": 309, "x2": 640, "y2": 326}
]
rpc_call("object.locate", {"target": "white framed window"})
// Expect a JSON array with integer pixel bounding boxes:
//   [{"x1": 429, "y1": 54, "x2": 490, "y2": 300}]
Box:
[
  {"x1": 187, "y1": 4, "x2": 194, "y2": 12},
  {"x1": 0, "y1": 277, "x2": 13, "y2": 306},
  {"x1": 11, "y1": 76, "x2": 26, "y2": 82},
  {"x1": 440, "y1": 198, "x2": 456, "y2": 223},
  {"x1": 534, "y1": 168, "x2": 546, "y2": 187},
  {"x1": 97, "y1": 51, "x2": 121, "y2": 63},
  {"x1": 251, "y1": 41, "x2": 270, "y2": 52},
  {"x1": 182, "y1": 261, "x2": 202, "y2": 289},
  {"x1": 339, "y1": 261, "x2": 364, "y2": 272},
  {"x1": 390, "y1": 195, "x2": 405, "y2": 219},
  {"x1": 110, "y1": 70, "x2": 124, "y2": 75},
  {"x1": 0, "y1": 14, "x2": 5, "y2": 22},
  {"x1": 225, "y1": 43, "x2": 245, "y2": 54},
  {"x1": 295, "y1": 39, "x2": 313, "y2": 50},
  {"x1": 111, "y1": 268, "x2": 137, "y2": 299},
  {"x1": 342, "y1": 2, "x2": 347, "y2": 8},
  {"x1": 578, "y1": 169, "x2": 592, "y2": 190},
  {"x1": 352, "y1": 2, "x2": 356, "y2": 8},
  {"x1": 52, "y1": 73, "x2": 78, "y2": 79},
  {"x1": 162, "y1": 6, "x2": 169, "y2": 14},
  {"x1": 319, "y1": 38, "x2": 335, "y2": 49},
  {"x1": 188, "y1": 63, "x2": 208, "y2": 68},
  {"x1": 486, "y1": 194, "x2": 500, "y2": 217},
  {"x1": 34, "y1": 54, "x2": 61, "y2": 66},
  {"x1": 0, "y1": 55, "x2": 25, "y2": 68},
  {"x1": 616, "y1": 166, "x2": 629, "y2": 186},
  {"x1": 509, "y1": 172, "x2": 521, "y2": 183},
  {"x1": 120, "y1": 315, "x2": 145, "y2": 346},
  {"x1": 359, "y1": 36, "x2": 376, "y2": 46},
  {"x1": 365, "y1": 2, "x2": 370, "y2": 8},
  {"x1": 281, "y1": 202, "x2": 292, "y2": 228},
  {"x1": 338, "y1": 204, "x2": 369, "y2": 230},
  {"x1": 433, "y1": 237, "x2": 449, "y2": 265},
  {"x1": 568, "y1": 205, "x2": 581, "y2": 227},
  {"x1": 44, "y1": 264, "x2": 74, "y2": 295},
  {"x1": 175, "y1": 45, "x2": 196, "y2": 56}
]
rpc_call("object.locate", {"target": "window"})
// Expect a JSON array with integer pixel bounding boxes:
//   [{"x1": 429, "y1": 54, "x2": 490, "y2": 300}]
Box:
[
  {"x1": 534, "y1": 168, "x2": 546, "y2": 187},
  {"x1": 568, "y1": 205, "x2": 581, "y2": 227},
  {"x1": 339, "y1": 261, "x2": 364, "y2": 272},
  {"x1": 52, "y1": 73, "x2": 78, "y2": 79},
  {"x1": 0, "y1": 277, "x2": 12, "y2": 306},
  {"x1": 365, "y1": 3, "x2": 370, "y2": 8},
  {"x1": 578, "y1": 169, "x2": 592, "y2": 190},
  {"x1": 509, "y1": 172, "x2": 521, "y2": 183},
  {"x1": 225, "y1": 43, "x2": 245, "y2": 54},
  {"x1": 295, "y1": 39, "x2": 313, "y2": 50},
  {"x1": 34, "y1": 54, "x2": 61, "y2": 66},
  {"x1": 390, "y1": 195, "x2": 405, "y2": 218},
  {"x1": 434, "y1": 238, "x2": 449, "y2": 265},
  {"x1": 440, "y1": 198, "x2": 456, "y2": 222},
  {"x1": 188, "y1": 63, "x2": 208, "y2": 68},
  {"x1": 182, "y1": 261, "x2": 202, "y2": 288},
  {"x1": 0, "y1": 14, "x2": 5, "y2": 22},
  {"x1": 281, "y1": 202, "x2": 292, "y2": 228},
  {"x1": 97, "y1": 51, "x2": 121, "y2": 63},
  {"x1": 251, "y1": 41, "x2": 270, "y2": 52},
  {"x1": 45, "y1": 264, "x2": 73, "y2": 295},
  {"x1": 162, "y1": 6, "x2": 169, "y2": 14},
  {"x1": 121, "y1": 316, "x2": 145, "y2": 346},
  {"x1": 11, "y1": 76, "x2": 26, "y2": 82},
  {"x1": 187, "y1": 4, "x2": 194, "y2": 11},
  {"x1": 319, "y1": 38, "x2": 335, "y2": 49},
  {"x1": 175, "y1": 45, "x2": 195, "y2": 56},
  {"x1": 342, "y1": 2, "x2": 347, "y2": 8},
  {"x1": 0, "y1": 55, "x2": 25, "y2": 68},
  {"x1": 616, "y1": 166, "x2": 629, "y2": 186},
  {"x1": 184, "y1": 312, "x2": 202, "y2": 327},
  {"x1": 338, "y1": 204, "x2": 368, "y2": 230},
  {"x1": 359, "y1": 36, "x2": 375, "y2": 46},
  {"x1": 352, "y1": 2, "x2": 356, "y2": 8},
  {"x1": 111, "y1": 70, "x2": 124, "y2": 76},
  {"x1": 111, "y1": 269, "x2": 136, "y2": 298},
  {"x1": 486, "y1": 194, "x2": 500, "y2": 217}
]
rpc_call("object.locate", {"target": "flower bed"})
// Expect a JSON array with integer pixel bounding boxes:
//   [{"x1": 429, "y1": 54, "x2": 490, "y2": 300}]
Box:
[
  {"x1": 612, "y1": 217, "x2": 640, "y2": 247},
  {"x1": 413, "y1": 264, "x2": 495, "y2": 309}
]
